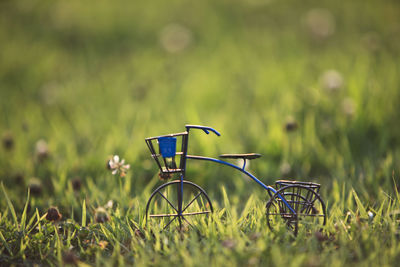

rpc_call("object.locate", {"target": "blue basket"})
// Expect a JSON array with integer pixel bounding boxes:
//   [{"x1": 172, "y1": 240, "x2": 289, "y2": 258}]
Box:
[{"x1": 158, "y1": 137, "x2": 177, "y2": 158}]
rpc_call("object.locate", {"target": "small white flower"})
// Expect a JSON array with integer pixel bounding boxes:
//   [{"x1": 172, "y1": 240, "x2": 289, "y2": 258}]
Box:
[
  {"x1": 35, "y1": 139, "x2": 49, "y2": 161},
  {"x1": 108, "y1": 155, "x2": 130, "y2": 178},
  {"x1": 303, "y1": 8, "x2": 335, "y2": 40},
  {"x1": 368, "y1": 211, "x2": 374, "y2": 220},
  {"x1": 160, "y1": 23, "x2": 192, "y2": 53},
  {"x1": 105, "y1": 200, "x2": 114, "y2": 209},
  {"x1": 320, "y1": 69, "x2": 344, "y2": 93}
]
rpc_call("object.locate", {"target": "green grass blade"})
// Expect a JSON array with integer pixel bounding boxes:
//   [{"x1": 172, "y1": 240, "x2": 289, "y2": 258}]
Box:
[
  {"x1": 82, "y1": 199, "x2": 86, "y2": 227},
  {"x1": 54, "y1": 225, "x2": 62, "y2": 265},
  {"x1": 0, "y1": 230, "x2": 13, "y2": 256},
  {"x1": 352, "y1": 189, "x2": 367, "y2": 217},
  {"x1": 392, "y1": 171, "x2": 399, "y2": 202},
  {"x1": 240, "y1": 194, "x2": 255, "y2": 218},
  {"x1": 100, "y1": 224, "x2": 114, "y2": 244},
  {"x1": 20, "y1": 188, "x2": 31, "y2": 232},
  {"x1": 221, "y1": 186, "x2": 231, "y2": 218},
  {"x1": 26, "y1": 211, "x2": 36, "y2": 229},
  {"x1": 1, "y1": 182, "x2": 19, "y2": 230}
]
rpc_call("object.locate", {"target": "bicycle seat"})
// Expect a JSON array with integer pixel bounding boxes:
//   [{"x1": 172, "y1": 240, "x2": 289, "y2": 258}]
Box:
[{"x1": 219, "y1": 153, "x2": 262, "y2": 160}]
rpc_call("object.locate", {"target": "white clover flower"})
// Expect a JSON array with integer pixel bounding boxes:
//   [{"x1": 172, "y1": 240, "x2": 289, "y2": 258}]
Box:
[
  {"x1": 108, "y1": 155, "x2": 130, "y2": 177},
  {"x1": 105, "y1": 200, "x2": 114, "y2": 209},
  {"x1": 320, "y1": 69, "x2": 344, "y2": 93},
  {"x1": 303, "y1": 8, "x2": 336, "y2": 40},
  {"x1": 159, "y1": 23, "x2": 192, "y2": 53},
  {"x1": 35, "y1": 139, "x2": 49, "y2": 162}
]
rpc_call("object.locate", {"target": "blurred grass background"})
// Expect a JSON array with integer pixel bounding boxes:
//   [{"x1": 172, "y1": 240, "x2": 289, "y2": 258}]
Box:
[
  {"x1": 1, "y1": 0, "x2": 400, "y2": 265},
  {"x1": 0, "y1": 0, "x2": 399, "y2": 228}
]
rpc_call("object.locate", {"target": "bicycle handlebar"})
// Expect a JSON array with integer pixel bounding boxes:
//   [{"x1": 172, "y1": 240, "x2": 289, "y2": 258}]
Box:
[{"x1": 185, "y1": 125, "x2": 221, "y2": 136}]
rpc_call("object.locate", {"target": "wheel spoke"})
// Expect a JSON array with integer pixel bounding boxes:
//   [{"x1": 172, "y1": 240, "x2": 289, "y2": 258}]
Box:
[
  {"x1": 157, "y1": 191, "x2": 178, "y2": 213},
  {"x1": 182, "y1": 192, "x2": 203, "y2": 213},
  {"x1": 150, "y1": 213, "x2": 179, "y2": 218},
  {"x1": 163, "y1": 216, "x2": 178, "y2": 230},
  {"x1": 151, "y1": 211, "x2": 210, "y2": 218},
  {"x1": 267, "y1": 213, "x2": 325, "y2": 217},
  {"x1": 181, "y1": 216, "x2": 194, "y2": 229},
  {"x1": 181, "y1": 211, "x2": 211, "y2": 216},
  {"x1": 300, "y1": 199, "x2": 318, "y2": 214}
]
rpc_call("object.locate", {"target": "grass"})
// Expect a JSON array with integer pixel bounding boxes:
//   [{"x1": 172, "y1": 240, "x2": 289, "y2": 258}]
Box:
[{"x1": 1, "y1": 0, "x2": 400, "y2": 265}]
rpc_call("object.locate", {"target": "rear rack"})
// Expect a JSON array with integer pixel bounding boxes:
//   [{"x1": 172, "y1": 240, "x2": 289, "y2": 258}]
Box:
[{"x1": 275, "y1": 180, "x2": 321, "y2": 194}]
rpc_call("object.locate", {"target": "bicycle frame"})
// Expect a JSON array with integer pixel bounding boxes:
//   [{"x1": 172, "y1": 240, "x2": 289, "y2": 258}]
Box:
[
  {"x1": 185, "y1": 155, "x2": 296, "y2": 214},
  {"x1": 187, "y1": 155, "x2": 273, "y2": 192},
  {"x1": 180, "y1": 125, "x2": 296, "y2": 215}
]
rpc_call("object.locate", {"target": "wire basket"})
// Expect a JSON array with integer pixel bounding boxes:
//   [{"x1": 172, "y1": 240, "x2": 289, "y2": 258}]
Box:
[
  {"x1": 145, "y1": 132, "x2": 188, "y2": 176},
  {"x1": 274, "y1": 180, "x2": 321, "y2": 215}
]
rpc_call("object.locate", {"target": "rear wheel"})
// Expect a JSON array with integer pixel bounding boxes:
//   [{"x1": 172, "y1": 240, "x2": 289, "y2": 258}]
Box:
[
  {"x1": 146, "y1": 180, "x2": 213, "y2": 231},
  {"x1": 266, "y1": 185, "x2": 326, "y2": 235}
]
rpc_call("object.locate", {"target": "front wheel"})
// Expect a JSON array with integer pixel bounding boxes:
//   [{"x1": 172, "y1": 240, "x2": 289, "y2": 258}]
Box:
[
  {"x1": 146, "y1": 180, "x2": 213, "y2": 231},
  {"x1": 266, "y1": 185, "x2": 326, "y2": 235}
]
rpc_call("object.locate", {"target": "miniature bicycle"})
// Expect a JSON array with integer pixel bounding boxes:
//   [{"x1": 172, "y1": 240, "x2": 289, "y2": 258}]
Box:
[{"x1": 145, "y1": 125, "x2": 326, "y2": 235}]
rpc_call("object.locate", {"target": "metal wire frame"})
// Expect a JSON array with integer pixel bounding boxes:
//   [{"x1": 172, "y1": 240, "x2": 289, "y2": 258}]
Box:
[
  {"x1": 145, "y1": 125, "x2": 326, "y2": 233},
  {"x1": 266, "y1": 184, "x2": 326, "y2": 235},
  {"x1": 274, "y1": 181, "x2": 322, "y2": 213}
]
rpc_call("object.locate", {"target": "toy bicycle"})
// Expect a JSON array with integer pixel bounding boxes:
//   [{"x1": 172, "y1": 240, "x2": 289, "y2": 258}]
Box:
[{"x1": 145, "y1": 125, "x2": 326, "y2": 235}]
